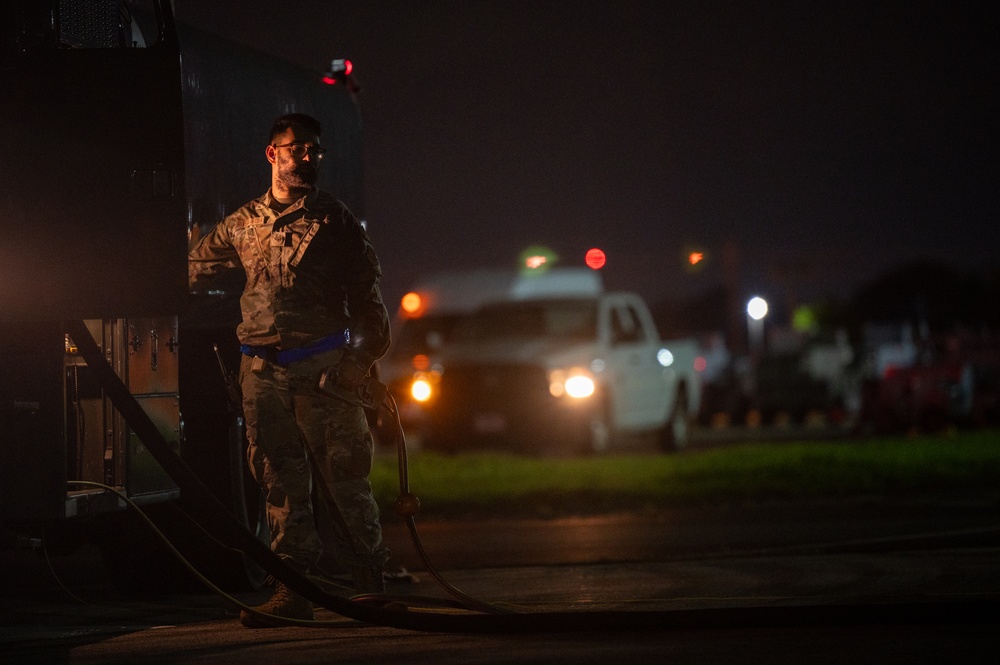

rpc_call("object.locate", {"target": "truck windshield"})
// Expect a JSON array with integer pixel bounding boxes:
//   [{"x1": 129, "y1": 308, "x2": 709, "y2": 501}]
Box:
[
  {"x1": 454, "y1": 300, "x2": 598, "y2": 343},
  {"x1": 392, "y1": 314, "x2": 468, "y2": 356}
]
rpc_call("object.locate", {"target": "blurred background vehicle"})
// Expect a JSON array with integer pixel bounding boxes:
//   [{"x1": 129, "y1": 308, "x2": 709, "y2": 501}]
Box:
[{"x1": 382, "y1": 268, "x2": 702, "y2": 455}]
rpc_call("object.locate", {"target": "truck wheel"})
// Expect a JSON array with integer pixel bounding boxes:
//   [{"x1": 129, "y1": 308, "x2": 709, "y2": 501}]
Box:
[{"x1": 660, "y1": 390, "x2": 690, "y2": 452}]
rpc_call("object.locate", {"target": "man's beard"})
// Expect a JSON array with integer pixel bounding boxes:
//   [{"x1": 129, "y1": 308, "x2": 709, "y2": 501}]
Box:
[{"x1": 276, "y1": 156, "x2": 318, "y2": 190}]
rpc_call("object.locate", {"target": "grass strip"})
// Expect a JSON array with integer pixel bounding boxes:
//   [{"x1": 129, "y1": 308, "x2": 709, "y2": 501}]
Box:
[{"x1": 370, "y1": 430, "x2": 1000, "y2": 518}]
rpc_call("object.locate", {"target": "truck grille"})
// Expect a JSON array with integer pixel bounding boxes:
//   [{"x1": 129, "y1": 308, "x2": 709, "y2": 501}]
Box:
[
  {"x1": 438, "y1": 363, "x2": 549, "y2": 411},
  {"x1": 425, "y1": 363, "x2": 552, "y2": 448},
  {"x1": 424, "y1": 362, "x2": 592, "y2": 453}
]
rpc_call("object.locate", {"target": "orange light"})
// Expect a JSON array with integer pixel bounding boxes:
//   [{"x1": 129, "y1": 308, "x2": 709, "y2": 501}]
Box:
[
  {"x1": 585, "y1": 248, "x2": 606, "y2": 270},
  {"x1": 688, "y1": 252, "x2": 704, "y2": 265},
  {"x1": 412, "y1": 354, "x2": 430, "y2": 371},
  {"x1": 399, "y1": 291, "x2": 424, "y2": 316},
  {"x1": 525, "y1": 255, "x2": 548, "y2": 269}
]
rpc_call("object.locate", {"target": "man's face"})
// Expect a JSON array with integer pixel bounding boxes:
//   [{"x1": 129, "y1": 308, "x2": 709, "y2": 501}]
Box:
[{"x1": 268, "y1": 127, "x2": 321, "y2": 190}]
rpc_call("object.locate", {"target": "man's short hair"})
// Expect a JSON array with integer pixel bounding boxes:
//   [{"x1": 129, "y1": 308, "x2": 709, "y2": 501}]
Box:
[{"x1": 269, "y1": 113, "x2": 322, "y2": 143}]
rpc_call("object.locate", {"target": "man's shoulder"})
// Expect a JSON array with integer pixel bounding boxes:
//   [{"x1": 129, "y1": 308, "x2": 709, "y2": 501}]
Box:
[
  {"x1": 226, "y1": 194, "x2": 270, "y2": 221},
  {"x1": 307, "y1": 191, "x2": 358, "y2": 225},
  {"x1": 310, "y1": 190, "x2": 352, "y2": 213}
]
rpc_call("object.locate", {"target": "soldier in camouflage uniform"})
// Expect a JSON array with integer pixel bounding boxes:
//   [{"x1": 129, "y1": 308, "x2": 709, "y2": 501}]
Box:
[{"x1": 188, "y1": 113, "x2": 391, "y2": 628}]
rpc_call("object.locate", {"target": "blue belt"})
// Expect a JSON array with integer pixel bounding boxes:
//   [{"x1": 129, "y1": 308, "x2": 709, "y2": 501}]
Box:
[{"x1": 240, "y1": 329, "x2": 350, "y2": 366}]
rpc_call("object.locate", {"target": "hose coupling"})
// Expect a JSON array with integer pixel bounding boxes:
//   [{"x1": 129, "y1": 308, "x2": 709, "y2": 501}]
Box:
[{"x1": 394, "y1": 492, "x2": 421, "y2": 517}]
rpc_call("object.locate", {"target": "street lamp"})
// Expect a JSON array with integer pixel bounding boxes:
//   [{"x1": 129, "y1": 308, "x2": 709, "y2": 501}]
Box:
[{"x1": 746, "y1": 296, "x2": 768, "y2": 353}]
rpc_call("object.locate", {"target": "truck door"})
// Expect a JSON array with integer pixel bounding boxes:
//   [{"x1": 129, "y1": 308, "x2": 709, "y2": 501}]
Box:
[{"x1": 605, "y1": 298, "x2": 665, "y2": 430}]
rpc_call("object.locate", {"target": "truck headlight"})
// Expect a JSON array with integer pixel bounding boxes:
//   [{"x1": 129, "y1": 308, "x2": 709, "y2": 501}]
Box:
[
  {"x1": 411, "y1": 378, "x2": 433, "y2": 402},
  {"x1": 410, "y1": 371, "x2": 439, "y2": 402},
  {"x1": 548, "y1": 368, "x2": 596, "y2": 399}
]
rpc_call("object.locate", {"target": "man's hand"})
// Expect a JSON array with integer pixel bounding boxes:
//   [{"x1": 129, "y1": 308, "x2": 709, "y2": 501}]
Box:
[{"x1": 334, "y1": 355, "x2": 369, "y2": 391}]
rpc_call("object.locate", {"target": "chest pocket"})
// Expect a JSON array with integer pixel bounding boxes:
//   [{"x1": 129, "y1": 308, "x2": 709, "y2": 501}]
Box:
[
  {"x1": 232, "y1": 217, "x2": 269, "y2": 276},
  {"x1": 268, "y1": 229, "x2": 297, "y2": 284},
  {"x1": 286, "y1": 219, "x2": 324, "y2": 268}
]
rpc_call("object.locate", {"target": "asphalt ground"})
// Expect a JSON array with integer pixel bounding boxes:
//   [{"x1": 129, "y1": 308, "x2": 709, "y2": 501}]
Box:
[
  {"x1": 2, "y1": 492, "x2": 998, "y2": 664},
  {"x1": 4, "y1": 552, "x2": 999, "y2": 664}
]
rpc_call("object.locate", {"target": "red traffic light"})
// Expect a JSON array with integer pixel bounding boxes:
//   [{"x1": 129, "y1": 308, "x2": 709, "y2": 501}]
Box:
[{"x1": 585, "y1": 248, "x2": 606, "y2": 270}]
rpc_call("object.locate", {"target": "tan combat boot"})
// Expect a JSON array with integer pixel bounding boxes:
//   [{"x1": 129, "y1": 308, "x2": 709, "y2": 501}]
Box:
[{"x1": 239, "y1": 579, "x2": 315, "y2": 628}]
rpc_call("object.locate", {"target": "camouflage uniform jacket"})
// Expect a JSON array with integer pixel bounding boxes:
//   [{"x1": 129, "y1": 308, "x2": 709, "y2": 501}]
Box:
[{"x1": 189, "y1": 188, "x2": 390, "y2": 369}]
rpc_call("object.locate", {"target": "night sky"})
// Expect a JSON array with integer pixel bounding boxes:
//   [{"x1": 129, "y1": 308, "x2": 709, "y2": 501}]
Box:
[{"x1": 173, "y1": 1, "x2": 998, "y2": 317}]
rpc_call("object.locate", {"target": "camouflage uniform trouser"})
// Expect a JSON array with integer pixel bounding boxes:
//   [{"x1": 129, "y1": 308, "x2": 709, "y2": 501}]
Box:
[{"x1": 239, "y1": 347, "x2": 389, "y2": 570}]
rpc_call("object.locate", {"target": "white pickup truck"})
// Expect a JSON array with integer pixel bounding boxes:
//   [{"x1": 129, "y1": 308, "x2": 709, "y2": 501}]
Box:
[{"x1": 409, "y1": 283, "x2": 701, "y2": 454}]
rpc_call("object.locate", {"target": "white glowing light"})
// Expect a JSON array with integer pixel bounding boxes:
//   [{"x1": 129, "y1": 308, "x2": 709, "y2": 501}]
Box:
[
  {"x1": 411, "y1": 378, "x2": 432, "y2": 402},
  {"x1": 747, "y1": 296, "x2": 769, "y2": 321},
  {"x1": 564, "y1": 375, "x2": 596, "y2": 398}
]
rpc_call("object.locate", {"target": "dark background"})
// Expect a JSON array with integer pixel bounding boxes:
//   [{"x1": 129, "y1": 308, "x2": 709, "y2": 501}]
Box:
[{"x1": 173, "y1": 1, "x2": 998, "y2": 332}]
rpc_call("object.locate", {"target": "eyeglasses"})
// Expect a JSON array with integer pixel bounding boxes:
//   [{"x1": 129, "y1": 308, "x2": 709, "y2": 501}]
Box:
[{"x1": 272, "y1": 142, "x2": 327, "y2": 160}]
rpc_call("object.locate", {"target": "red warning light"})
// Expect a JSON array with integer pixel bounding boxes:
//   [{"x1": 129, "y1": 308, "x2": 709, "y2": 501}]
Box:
[
  {"x1": 585, "y1": 248, "x2": 606, "y2": 270},
  {"x1": 323, "y1": 59, "x2": 353, "y2": 85}
]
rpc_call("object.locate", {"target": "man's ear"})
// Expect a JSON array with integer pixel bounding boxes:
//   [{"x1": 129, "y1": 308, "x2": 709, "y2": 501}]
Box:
[{"x1": 265, "y1": 144, "x2": 277, "y2": 164}]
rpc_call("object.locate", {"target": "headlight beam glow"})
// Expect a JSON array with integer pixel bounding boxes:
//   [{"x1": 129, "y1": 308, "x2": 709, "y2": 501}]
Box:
[{"x1": 548, "y1": 368, "x2": 596, "y2": 399}]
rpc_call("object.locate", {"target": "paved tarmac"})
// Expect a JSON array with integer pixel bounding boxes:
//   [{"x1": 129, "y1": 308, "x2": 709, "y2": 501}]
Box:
[
  {"x1": 2, "y1": 494, "x2": 999, "y2": 664},
  {"x1": 4, "y1": 552, "x2": 999, "y2": 664}
]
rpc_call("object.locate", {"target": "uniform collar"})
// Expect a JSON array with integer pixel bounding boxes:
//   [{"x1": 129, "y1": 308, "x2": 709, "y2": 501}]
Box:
[{"x1": 263, "y1": 187, "x2": 319, "y2": 213}]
